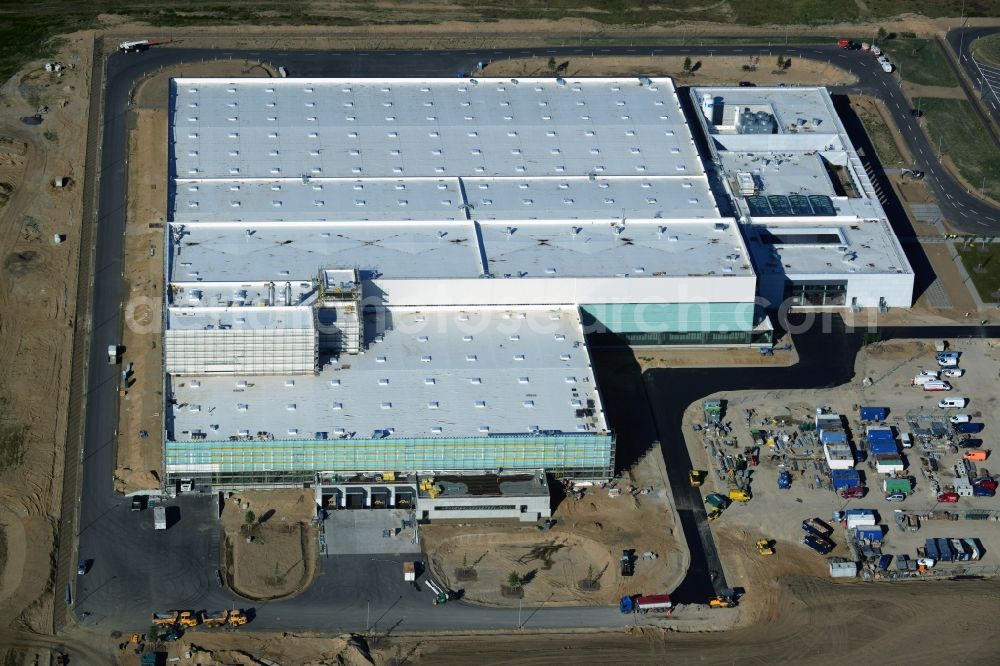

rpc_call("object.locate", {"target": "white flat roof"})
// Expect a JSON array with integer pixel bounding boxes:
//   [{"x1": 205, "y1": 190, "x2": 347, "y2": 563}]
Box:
[
  {"x1": 171, "y1": 77, "x2": 703, "y2": 180},
  {"x1": 479, "y1": 220, "x2": 751, "y2": 279},
  {"x1": 167, "y1": 307, "x2": 607, "y2": 441},
  {"x1": 168, "y1": 218, "x2": 751, "y2": 290},
  {"x1": 744, "y1": 219, "x2": 910, "y2": 276},
  {"x1": 690, "y1": 86, "x2": 912, "y2": 280}
]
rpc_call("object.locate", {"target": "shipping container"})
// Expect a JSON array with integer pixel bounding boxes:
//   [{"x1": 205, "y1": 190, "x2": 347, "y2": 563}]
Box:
[
  {"x1": 831, "y1": 469, "x2": 861, "y2": 490},
  {"x1": 802, "y1": 517, "x2": 833, "y2": 537},
  {"x1": 855, "y1": 526, "x2": 883, "y2": 541},
  {"x1": 860, "y1": 406, "x2": 889, "y2": 421},
  {"x1": 869, "y1": 440, "x2": 899, "y2": 456},
  {"x1": 829, "y1": 561, "x2": 857, "y2": 578},
  {"x1": 883, "y1": 478, "x2": 912, "y2": 493},
  {"x1": 935, "y1": 538, "x2": 953, "y2": 562}
]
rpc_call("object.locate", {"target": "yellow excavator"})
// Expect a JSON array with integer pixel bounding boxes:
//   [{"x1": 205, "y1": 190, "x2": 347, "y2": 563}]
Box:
[{"x1": 709, "y1": 595, "x2": 738, "y2": 608}]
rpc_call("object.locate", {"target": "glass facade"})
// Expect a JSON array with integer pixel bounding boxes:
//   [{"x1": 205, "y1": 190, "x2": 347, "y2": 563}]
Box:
[
  {"x1": 580, "y1": 302, "x2": 770, "y2": 347},
  {"x1": 165, "y1": 433, "x2": 614, "y2": 480},
  {"x1": 783, "y1": 281, "x2": 848, "y2": 307}
]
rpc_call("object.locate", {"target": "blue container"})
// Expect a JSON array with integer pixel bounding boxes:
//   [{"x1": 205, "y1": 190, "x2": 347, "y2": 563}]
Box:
[
  {"x1": 860, "y1": 406, "x2": 889, "y2": 421},
  {"x1": 869, "y1": 440, "x2": 898, "y2": 456}
]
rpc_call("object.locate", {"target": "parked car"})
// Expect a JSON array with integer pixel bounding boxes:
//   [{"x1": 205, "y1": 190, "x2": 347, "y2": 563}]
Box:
[
  {"x1": 77, "y1": 560, "x2": 88, "y2": 575},
  {"x1": 840, "y1": 486, "x2": 866, "y2": 499},
  {"x1": 130, "y1": 496, "x2": 145, "y2": 511},
  {"x1": 910, "y1": 108, "x2": 923, "y2": 117},
  {"x1": 936, "y1": 492, "x2": 959, "y2": 503},
  {"x1": 885, "y1": 492, "x2": 906, "y2": 502},
  {"x1": 738, "y1": 81, "x2": 756, "y2": 87},
  {"x1": 949, "y1": 414, "x2": 971, "y2": 424}
]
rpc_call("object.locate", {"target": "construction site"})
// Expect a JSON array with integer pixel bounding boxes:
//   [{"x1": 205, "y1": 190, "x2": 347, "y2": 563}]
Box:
[{"x1": 3, "y1": 10, "x2": 1000, "y2": 664}]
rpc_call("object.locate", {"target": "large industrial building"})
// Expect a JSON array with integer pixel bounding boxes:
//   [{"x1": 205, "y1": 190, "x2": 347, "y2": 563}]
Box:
[{"x1": 160, "y1": 76, "x2": 912, "y2": 516}]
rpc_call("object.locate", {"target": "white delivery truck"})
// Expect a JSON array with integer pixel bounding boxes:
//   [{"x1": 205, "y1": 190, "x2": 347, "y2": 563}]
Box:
[
  {"x1": 154, "y1": 505, "x2": 166, "y2": 530},
  {"x1": 107, "y1": 344, "x2": 118, "y2": 364}
]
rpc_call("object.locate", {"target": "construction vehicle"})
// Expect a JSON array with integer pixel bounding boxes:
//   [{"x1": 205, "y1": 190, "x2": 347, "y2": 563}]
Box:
[
  {"x1": 705, "y1": 493, "x2": 729, "y2": 510},
  {"x1": 226, "y1": 609, "x2": 248, "y2": 627},
  {"x1": 707, "y1": 508, "x2": 722, "y2": 522},
  {"x1": 755, "y1": 539, "x2": 775, "y2": 556},
  {"x1": 151, "y1": 611, "x2": 179, "y2": 627},
  {"x1": 709, "y1": 595, "x2": 737, "y2": 608},
  {"x1": 177, "y1": 611, "x2": 199, "y2": 628},
  {"x1": 619, "y1": 550, "x2": 635, "y2": 577},
  {"x1": 777, "y1": 470, "x2": 791, "y2": 490},
  {"x1": 727, "y1": 486, "x2": 751, "y2": 502},
  {"x1": 200, "y1": 610, "x2": 229, "y2": 628},
  {"x1": 689, "y1": 470, "x2": 705, "y2": 487}
]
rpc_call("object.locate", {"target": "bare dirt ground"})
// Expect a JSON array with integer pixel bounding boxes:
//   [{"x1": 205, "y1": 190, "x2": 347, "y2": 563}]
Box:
[
  {"x1": 422, "y1": 448, "x2": 684, "y2": 607},
  {"x1": 685, "y1": 338, "x2": 1000, "y2": 593},
  {"x1": 101, "y1": 576, "x2": 1000, "y2": 665},
  {"x1": 485, "y1": 54, "x2": 857, "y2": 86},
  {"x1": 0, "y1": 31, "x2": 93, "y2": 636},
  {"x1": 115, "y1": 59, "x2": 275, "y2": 495},
  {"x1": 221, "y1": 490, "x2": 318, "y2": 601}
]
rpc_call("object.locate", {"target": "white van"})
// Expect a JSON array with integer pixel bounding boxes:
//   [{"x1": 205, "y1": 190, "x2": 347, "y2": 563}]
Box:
[
  {"x1": 912, "y1": 372, "x2": 939, "y2": 386},
  {"x1": 900, "y1": 432, "x2": 913, "y2": 448},
  {"x1": 921, "y1": 381, "x2": 951, "y2": 391},
  {"x1": 936, "y1": 352, "x2": 960, "y2": 367},
  {"x1": 938, "y1": 397, "x2": 968, "y2": 408}
]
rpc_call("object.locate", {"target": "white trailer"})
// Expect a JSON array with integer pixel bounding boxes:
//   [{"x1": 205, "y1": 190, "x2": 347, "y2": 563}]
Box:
[
  {"x1": 119, "y1": 40, "x2": 151, "y2": 53},
  {"x1": 154, "y1": 505, "x2": 166, "y2": 530}
]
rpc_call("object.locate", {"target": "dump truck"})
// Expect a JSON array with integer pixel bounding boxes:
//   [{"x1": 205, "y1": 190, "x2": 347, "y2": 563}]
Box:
[
  {"x1": 176, "y1": 611, "x2": 199, "y2": 628},
  {"x1": 151, "y1": 611, "x2": 179, "y2": 627},
  {"x1": 226, "y1": 610, "x2": 248, "y2": 627},
  {"x1": 689, "y1": 470, "x2": 705, "y2": 487},
  {"x1": 200, "y1": 610, "x2": 229, "y2": 628}
]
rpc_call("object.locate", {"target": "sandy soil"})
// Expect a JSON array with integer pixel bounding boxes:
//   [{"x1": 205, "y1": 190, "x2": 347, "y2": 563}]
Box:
[
  {"x1": 221, "y1": 490, "x2": 318, "y2": 601},
  {"x1": 484, "y1": 54, "x2": 857, "y2": 87},
  {"x1": 0, "y1": 31, "x2": 94, "y2": 634},
  {"x1": 114, "y1": 60, "x2": 275, "y2": 495},
  {"x1": 423, "y1": 448, "x2": 684, "y2": 607}
]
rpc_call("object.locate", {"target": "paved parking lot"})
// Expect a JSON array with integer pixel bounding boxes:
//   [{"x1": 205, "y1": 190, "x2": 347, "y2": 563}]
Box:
[{"x1": 324, "y1": 509, "x2": 421, "y2": 555}]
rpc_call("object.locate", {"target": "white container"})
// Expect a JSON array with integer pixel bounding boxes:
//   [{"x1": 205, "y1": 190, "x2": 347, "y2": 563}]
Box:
[{"x1": 829, "y1": 561, "x2": 857, "y2": 578}]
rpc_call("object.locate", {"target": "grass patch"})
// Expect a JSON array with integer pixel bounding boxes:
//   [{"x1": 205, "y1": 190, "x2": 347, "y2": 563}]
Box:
[
  {"x1": 867, "y1": 1, "x2": 1000, "y2": 19},
  {"x1": 730, "y1": 0, "x2": 859, "y2": 25},
  {"x1": 884, "y1": 38, "x2": 958, "y2": 87},
  {"x1": 971, "y1": 32, "x2": 1000, "y2": 69},
  {"x1": 917, "y1": 97, "x2": 1000, "y2": 200},
  {"x1": 855, "y1": 105, "x2": 904, "y2": 167},
  {"x1": 956, "y1": 243, "x2": 1000, "y2": 302}
]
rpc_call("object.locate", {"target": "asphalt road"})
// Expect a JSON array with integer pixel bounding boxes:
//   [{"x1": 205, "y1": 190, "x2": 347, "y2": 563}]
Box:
[{"x1": 71, "y1": 41, "x2": 1000, "y2": 635}]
